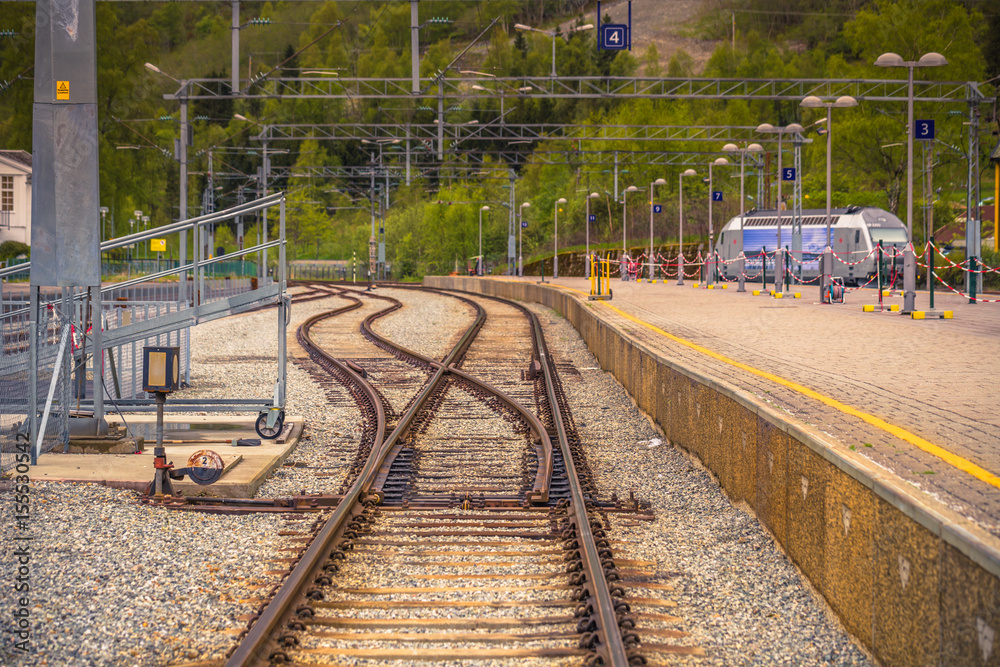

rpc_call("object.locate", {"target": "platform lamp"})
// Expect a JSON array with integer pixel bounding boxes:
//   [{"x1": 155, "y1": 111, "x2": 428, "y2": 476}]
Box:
[
  {"x1": 721, "y1": 143, "x2": 764, "y2": 292},
  {"x1": 875, "y1": 51, "x2": 948, "y2": 313},
  {"x1": 553, "y1": 198, "x2": 568, "y2": 278},
  {"x1": 478, "y1": 206, "x2": 490, "y2": 276},
  {"x1": 677, "y1": 169, "x2": 697, "y2": 286},
  {"x1": 648, "y1": 179, "x2": 667, "y2": 280},
  {"x1": 519, "y1": 202, "x2": 531, "y2": 276},
  {"x1": 755, "y1": 122, "x2": 804, "y2": 291},
  {"x1": 800, "y1": 95, "x2": 859, "y2": 301},
  {"x1": 585, "y1": 192, "x2": 600, "y2": 278}
]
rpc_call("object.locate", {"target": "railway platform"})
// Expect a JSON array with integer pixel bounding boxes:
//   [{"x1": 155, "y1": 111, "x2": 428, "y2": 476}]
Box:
[
  {"x1": 428, "y1": 273, "x2": 1000, "y2": 665},
  {"x1": 24, "y1": 414, "x2": 303, "y2": 497},
  {"x1": 509, "y1": 277, "x2": 1000, "y2": 533}
]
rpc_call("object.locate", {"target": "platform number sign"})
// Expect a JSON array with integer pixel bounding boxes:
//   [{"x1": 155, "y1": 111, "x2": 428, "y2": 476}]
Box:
[
  {"x1": 588, "y1": 214, "x2": 596, "y2": 222},
  {"x1": 915, "y1": 119, "x2": 935, "y2": 140},
  {"x1": 653, "y1": 204, "x2": 662, "y2": 214},
  {"x1": 712, "y1": 191, "x2": 723, "y2": 202},
  {"x1": 782, "y1": 167, "x2": 796, "y2": 181},
  {"x1": 521, "y1": 220, "x2": 528, "y2": 228},
  {"x1": 600, "y1": 24, "x2": 628, "y2": 51}
]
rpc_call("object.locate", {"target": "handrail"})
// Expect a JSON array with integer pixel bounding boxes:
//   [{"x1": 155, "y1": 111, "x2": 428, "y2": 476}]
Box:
[{"x1": 0, "y1": 192, "x2": 285, "y2": 280}]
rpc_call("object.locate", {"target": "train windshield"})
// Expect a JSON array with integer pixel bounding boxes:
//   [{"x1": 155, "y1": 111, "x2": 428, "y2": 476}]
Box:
[{"x1": 869, "y1": 228, "x2": 908, "y2": 245}]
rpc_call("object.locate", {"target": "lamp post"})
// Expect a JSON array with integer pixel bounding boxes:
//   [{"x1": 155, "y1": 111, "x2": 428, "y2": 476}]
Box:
[
  {"x1": 585, "y1": 192, "x2": 600, "y2": 278},
  {"x1": 801, "y1": 95, "x2": 859, "y2": 299},
  {"x1": 146, "y1": 62, "x2": 189, "y2": 303},
  {"x1": 756, "y1": 122, "x2": 804, "y2": 291},
  {"x1": 622, "y1": 185, "x2": 639, "y2": 259},
  {"x1": 519, "y1": 202, "x2": 531, "y2": 276},
  {"x1": 553, "y1": 198, "x2": 567, "y2": 278},
  {"x1": 707, "y1": 158, "x2": 730, "y2": 286},
  {"x1": 478, "y1": 205, "x2": 490, "y2": 276},
  {"x1": 514, "y1": 23, "x2": 594, "y2": 77},
  {"x1": 722, "y1": 142, "x2": 764, "y2": 291},
  {"x1": 648, "y1": 178, "x2": 667, "y2": 280},
  {"x1": 875, "y1": 51, "x2": 948, "y2": 313},
  {"x1": 677, "y1": 169, "x2": 697, "y2": 286}
]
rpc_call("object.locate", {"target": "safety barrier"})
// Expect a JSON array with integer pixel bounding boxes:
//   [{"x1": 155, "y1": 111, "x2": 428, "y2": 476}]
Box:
[{"x1": 426, "y1": 275, "x2": 1000, "y2": 667}]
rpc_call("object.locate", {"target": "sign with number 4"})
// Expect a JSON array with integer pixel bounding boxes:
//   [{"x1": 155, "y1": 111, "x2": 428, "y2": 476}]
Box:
[{"x1": 600, "y1": 24, "x2": 628, "y2": 50}]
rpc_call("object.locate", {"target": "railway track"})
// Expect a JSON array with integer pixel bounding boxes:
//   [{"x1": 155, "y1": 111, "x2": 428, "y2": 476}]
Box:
[{"x1": 146, "y1": 284, "x2": 669, "y2": 665}]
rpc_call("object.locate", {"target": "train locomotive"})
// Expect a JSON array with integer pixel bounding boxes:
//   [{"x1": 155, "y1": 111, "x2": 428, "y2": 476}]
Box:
[{"x1": 713, "y1": 205, "x2": 909, "y2": 287}]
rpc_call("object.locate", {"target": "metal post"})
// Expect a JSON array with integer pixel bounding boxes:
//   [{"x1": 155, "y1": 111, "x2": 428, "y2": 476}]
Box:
[
  {"x1": 649, "y1": 185, "x2": 654, "y2": 281},
  {"x1": 622, "y1": 189, "x2": 628, "y2": 256},
  {"x1": 179, "y1": 94, "x2": 189, "y2": 305},
  {"x1": 613, "y1": 152, "x2": 619, "y2": 201},
  {"x1": 262, "y1": 137, "x2": 270, "y2": 284},
  {"x1": 28, "y1": 288, "x2": 38, "y2": 464},
  {"x1": 929, "y1": 234, "x2": 935, "y2": 310},
  {"x1": 518, "y1": 206, "x2": 523, "y2": 277},
  {"x1": 677, "y1": 173, "x2": 685, "y2": 286},
  {"x1": 437, "y1": 87, "x2": 444, "y2": 161},
  {"x1": 93, "y1": 287, "x2": 103, "y2": 424},
  {"x1": 278, "y1": 197, "x2": 287, "y2": 405},
  {"x1": 405, "y1": 124, "x2": 412, "y2": 186},
  {"x1": 776, "y1": 132, "x2": 784, "y2": 290},
  {"x1": 231, "y1": 1, "x2": 240, "y2": 93},
  {"x1": 877, "y1": 241, "x2": 884, "y2": 310},
  {"x1": 410, "y1": 0, "x2": 420, "y2": 93},
  {"x1": 902, "y1": 64, "x2": 917, "y2": 313},
  {"x1": 823, "y1": 103, "x2": 834, "y2": 297},
  {"x1": 554, "y1": 202, "x2": 559, "y2": 278},
  {"x1": 707, "y1": 164, "x2": 714, "y2": 287},
  {"x1": 585, "y1": 194, "x2": 592, "y2": 279}
]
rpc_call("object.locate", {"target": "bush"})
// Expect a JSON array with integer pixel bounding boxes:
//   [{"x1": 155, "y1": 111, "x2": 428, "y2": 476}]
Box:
[{"x1": 0, "y1": 241, "x2": 29, "y2": 262}]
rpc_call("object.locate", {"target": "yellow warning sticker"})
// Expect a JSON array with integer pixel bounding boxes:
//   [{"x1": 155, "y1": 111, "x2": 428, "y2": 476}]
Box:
[
  {"x1": 56, "y1": 80, "x2": 69, "y2": 100},
  {"x1": 150, "y1": 238, "x2": 166, "y2": 252}
]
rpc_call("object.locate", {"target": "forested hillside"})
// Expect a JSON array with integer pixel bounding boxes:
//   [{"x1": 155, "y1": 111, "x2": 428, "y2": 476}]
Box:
[{"x1": 1, "y1": 0, "x2": 997, "y2": 278}]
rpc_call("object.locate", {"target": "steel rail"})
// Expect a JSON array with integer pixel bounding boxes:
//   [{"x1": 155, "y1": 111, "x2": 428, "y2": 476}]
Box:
[
  {"x1": 226, "y1": 288, "x2": 483, "y2": 666},
  {"x1": 437, "y1": 286, "x2": 632, "y2": 665},
  {"x1": 445, "y1": 365, "x2": 553, "y2": 504},
  {"x1": 529, "y1": 306, "x2": 631, "y2": 666},
  {"x1": 225, "y1": 298, "x2": 388, "y2": 667}
]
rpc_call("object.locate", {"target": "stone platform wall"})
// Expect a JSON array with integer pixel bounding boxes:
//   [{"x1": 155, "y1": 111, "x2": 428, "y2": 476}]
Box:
[{"x1": 425, "y1": 276, "x2": 1000, "y2": 667}]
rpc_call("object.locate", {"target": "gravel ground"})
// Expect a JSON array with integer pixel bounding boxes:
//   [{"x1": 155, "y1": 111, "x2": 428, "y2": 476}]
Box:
[
  {"x1": 372, "y1": 288, "x2": 475, "y2": 361},
  {"x1": 529, "y1": 303, "x2": 874, "y2": 666},
  {"x1": 0, "y1": 291, "x2": 348, "y2": 665},
  {"x1": 0, "y1": 482, "x2": 307, "y2": 665}
]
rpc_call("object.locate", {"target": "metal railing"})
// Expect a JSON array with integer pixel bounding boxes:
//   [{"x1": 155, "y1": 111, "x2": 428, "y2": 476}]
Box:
[{"x1": 1, "y1": 193, "x2": 288, "y2": 470}]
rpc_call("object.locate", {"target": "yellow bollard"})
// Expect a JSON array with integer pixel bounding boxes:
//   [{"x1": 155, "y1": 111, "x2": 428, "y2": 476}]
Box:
[
  {"x1": 911, "y1": 311, "x2": 926, "y2": 319},
  {"x1": 752, "y1": 290, "x2": 761, "y2": 296},
  {"x1": 863, "y1": 304, "x2": 875, "y2": 312},
  {"x1": 943, "y1": 311, "x2": 954, "y2": 319},
  {"x1": 889, "y1": 304, "x2": 900, "y2": 312}
]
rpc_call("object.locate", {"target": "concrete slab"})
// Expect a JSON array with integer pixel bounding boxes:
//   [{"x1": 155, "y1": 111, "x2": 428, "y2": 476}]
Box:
[{"x1": 30, "y1": 415, "x2": 303, "y2": 497}]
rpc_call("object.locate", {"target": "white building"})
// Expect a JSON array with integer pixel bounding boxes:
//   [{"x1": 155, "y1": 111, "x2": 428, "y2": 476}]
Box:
[{"x1": 0, "y1": 150, "x2": 32, "y2": 246}]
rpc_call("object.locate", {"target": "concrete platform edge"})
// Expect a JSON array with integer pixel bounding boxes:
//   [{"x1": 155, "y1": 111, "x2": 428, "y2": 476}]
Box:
[{"x1": 426, "y1": 276, "x2": 1000, "y2": 666}]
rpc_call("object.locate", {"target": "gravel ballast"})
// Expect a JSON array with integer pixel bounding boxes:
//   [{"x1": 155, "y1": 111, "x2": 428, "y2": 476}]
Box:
[{"x1": 528, "y1": 303, "x2": 873, "y2": 665}]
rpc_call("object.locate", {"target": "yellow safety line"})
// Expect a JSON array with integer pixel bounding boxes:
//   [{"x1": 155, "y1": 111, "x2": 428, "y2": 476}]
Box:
[{"x1": 548, "y1": 282, "x2": 1000, "y2": 489}]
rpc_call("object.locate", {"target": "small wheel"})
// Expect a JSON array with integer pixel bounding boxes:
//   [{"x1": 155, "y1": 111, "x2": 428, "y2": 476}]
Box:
[{"x1": 255, "y1": 411, "x2": 285, "y2": 439}]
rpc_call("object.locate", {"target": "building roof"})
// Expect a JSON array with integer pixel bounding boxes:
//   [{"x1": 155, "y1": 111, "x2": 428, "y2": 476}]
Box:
[{"x1": 0, "y1": 150, "x2": 32, "y2": 171}]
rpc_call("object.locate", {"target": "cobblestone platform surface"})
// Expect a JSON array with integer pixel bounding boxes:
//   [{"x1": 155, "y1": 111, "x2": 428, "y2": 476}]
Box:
[{"x1": 514, "y1": 277, "x2": 1000, "y2": 536}]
